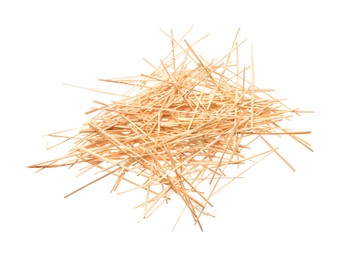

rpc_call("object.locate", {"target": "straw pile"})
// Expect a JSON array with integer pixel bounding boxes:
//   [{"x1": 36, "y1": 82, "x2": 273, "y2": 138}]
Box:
[{"x1": 29, "y1": 29, "x2": 312, "y2": 230}]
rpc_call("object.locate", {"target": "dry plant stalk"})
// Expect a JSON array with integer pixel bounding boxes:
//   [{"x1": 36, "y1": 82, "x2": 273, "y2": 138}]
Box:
[{"x1": 29, "y1": 28, "x2": 312, "y2": 231}]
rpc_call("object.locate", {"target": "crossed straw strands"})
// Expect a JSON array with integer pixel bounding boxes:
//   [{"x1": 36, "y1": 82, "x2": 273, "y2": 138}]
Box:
[{"x1": 29, "y1": 28, "x2": 312, "y2": 231}]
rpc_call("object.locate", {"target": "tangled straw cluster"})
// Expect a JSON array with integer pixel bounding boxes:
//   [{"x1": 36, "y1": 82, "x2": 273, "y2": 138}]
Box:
[{"x1": 29, "y1": 29, "x2": 312, "y2": 230}]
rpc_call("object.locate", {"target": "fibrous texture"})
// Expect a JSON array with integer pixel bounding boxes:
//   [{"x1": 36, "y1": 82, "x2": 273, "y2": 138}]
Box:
[{"x1": 29, "y1": 29, "x2": 312, "y2": 230}]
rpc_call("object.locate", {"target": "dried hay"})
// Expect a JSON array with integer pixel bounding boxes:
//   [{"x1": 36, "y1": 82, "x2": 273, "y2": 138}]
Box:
[{"x1": 29, "y1": 28, "x2": 312, "y2": 230}]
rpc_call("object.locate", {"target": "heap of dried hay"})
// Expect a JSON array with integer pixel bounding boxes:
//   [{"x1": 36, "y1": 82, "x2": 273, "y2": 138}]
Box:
[{"x1": 29, "y1": 29, "x2": 312, "y2": 230}]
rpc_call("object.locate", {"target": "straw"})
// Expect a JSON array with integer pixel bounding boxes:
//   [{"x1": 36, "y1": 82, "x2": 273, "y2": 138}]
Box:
[{"x1": 28, "y1": 28, "x2": 312, "y2": 230}]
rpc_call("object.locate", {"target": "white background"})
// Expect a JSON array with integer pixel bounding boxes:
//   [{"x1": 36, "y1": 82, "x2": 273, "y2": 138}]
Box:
[{"x1": 1, "y1": 0, "x2": 345, "y2": 259}]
